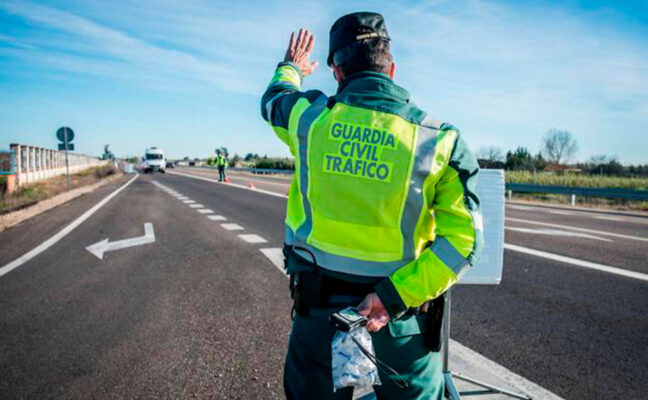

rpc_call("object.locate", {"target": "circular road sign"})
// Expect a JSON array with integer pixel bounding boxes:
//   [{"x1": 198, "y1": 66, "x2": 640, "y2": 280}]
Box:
[{"x1": 56, "y1": 127, "x2": 75, "y2": 142}]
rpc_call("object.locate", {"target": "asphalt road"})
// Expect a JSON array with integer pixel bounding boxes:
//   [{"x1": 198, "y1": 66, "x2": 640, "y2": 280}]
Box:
[{"x1": 1, "y1": 169, "x2": 647, "y2": 399}]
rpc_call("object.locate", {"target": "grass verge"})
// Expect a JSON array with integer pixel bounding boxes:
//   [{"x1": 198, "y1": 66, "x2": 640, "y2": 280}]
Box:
[{"x1": 0, "y1": 165, "x2": 121, "y2": 215}]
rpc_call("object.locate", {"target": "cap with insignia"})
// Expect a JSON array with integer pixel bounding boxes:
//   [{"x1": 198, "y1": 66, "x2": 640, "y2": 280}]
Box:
[{"x1": 328, "y1": 12, "x2": 390, "y2": 66}]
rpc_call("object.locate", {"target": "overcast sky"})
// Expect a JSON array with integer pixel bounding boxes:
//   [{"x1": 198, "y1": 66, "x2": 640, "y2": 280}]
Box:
[{"x1": 1, "y1": 0, "x2": 647, "y2": 163}]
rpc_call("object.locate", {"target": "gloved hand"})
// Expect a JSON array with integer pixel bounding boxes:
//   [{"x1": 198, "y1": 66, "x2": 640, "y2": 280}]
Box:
[{"x1": 357, "y1": 292, "x2": 390, "y2": 332}]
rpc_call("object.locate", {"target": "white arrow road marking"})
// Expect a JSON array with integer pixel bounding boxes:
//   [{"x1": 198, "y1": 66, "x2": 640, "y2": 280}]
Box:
[
  {"x1": 505, "y1": 226, "x2": 612, "y2": 242},
  {"x1": 86, "y1": 223, "x2": 155, "y2": 260},
  {"x1": 0, "y1": 175, "x2": 139, "y2": 278}
]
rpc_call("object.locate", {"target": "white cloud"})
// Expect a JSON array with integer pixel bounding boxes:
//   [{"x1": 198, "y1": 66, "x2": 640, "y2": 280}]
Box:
[{"x1": 0, "y1": 1, "x2": 258, "y2": 94}]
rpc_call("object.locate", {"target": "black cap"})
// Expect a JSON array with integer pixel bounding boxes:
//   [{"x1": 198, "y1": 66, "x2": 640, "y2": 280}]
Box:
[{"x1": 328, "y1": 12, "x2": 390, "y2": 66}]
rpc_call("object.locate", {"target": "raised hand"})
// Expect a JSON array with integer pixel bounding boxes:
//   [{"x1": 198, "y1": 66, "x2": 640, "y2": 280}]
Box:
[{"x1": 284, "y1": 28, "x2": 319, "y2": 77}]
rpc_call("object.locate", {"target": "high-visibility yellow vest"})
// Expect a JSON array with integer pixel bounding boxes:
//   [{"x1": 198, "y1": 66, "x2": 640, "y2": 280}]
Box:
[{"x1": 261, "y1": 62, "x2": 482, "y2": 314}]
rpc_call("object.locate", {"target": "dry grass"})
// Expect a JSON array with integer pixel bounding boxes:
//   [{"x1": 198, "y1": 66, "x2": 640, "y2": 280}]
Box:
[
  {"x1": 511, "y1": 193, "x2": 648, "y2": 212},
  {"x1": 0, "y1": 165, "x2": 120, "y2": 214},
  {"x1": 506, "y1": 170, "x2": 648, "y2": 189}
]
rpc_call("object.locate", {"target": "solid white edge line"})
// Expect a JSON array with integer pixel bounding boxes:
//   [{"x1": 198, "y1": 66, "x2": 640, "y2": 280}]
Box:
[
  {"x1": 167, "y1": 170, "x2": 288, "y2": 199},
  {"x1": 449, "y1": 340, "x2": 565, "y2": 400},
  {"x1": 504, "y1": 243, "x2": 648, "y2": 282},
  {"x1": 506, "y1": 217, "x2": 648, "y2": 242},
  {"x1": 0, "y1": 174, "x2": 139, "y2": 278}
]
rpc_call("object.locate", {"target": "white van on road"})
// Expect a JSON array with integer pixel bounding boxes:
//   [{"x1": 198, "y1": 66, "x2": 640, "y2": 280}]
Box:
[{"x1": 143, "y1": 147, "x2": 165, "y2": 173}]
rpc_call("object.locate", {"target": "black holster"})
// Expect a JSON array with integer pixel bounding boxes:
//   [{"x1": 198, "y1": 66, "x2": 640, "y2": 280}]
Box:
[
  {"x1": 424, "y1": 292, "x2": 446, "y2": 352},
  {"x1": 290, "y1": 271, "x2": 323, "y2": 316}
]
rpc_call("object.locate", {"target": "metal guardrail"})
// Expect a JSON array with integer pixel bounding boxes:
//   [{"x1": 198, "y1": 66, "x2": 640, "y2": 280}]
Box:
[{"x1": 506, "y1": 183, "x2": 648, "y2": 201}]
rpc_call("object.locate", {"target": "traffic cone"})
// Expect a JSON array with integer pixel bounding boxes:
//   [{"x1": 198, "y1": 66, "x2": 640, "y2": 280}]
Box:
[
  {"x1": 248, "y1": 182, "x2": 256, "y2": 189},
  {"x1": 224, "y1": 177, "x2": 231, "y2": 183}
]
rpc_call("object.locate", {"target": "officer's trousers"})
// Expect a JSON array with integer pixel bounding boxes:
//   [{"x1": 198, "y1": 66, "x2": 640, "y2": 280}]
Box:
[
  {"x1": 283, "y1": 307, "x2": 445, "y2": 400},
  {"x1": 218, "y1": 166, "x2": 226, "y2": 181}
]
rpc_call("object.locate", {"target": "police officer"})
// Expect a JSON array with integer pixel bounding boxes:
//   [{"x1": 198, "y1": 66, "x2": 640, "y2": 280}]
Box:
[
  {"x1": 217, "y1": 152, "x2": 228, "y2": 182},
  {"x1": 261, "y1": 12, "x2": 482, "y2": 400}
]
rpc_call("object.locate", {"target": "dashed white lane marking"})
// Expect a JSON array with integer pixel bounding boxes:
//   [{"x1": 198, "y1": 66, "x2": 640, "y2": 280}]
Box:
[
  {"x1": 207, "y1": 215, "x2": 227, "y2": 221},
  {"x1": 221, "y1": 223, "x2": 244, "y2": 231},
  {"x1": 182, "y1": 200, "x2": 195, "y2": 204},
  {"x1": 505, "y1": 226, "x2": 612, "y2": 242},
  {"x1": 506, "y1": 217, "x2": 648, "y2": 242},
  {"x1": 260, "y1": 248, "x2": 286, "y2": 275},
  {"x1": 177, "y1": 196, "x2": 189, "y2": 200},
  {"x1": 239, "y1": 234, "x2": 268, "y2": 244},
  {"x1": 505, "y1": 243, "x2": 648, "y2": 282},
  {"x1": 0, "y1": 174, "x2": 139, "y2": 278},
  {"x1": 198, "y1": 209, "x2": 214, "y2": 214},
  {"x1": 167, "y1": 170, "x2": 288, "y2": 199},
  {"x1": 189, "y1": 204, "x2": 204, "y2": 208}
]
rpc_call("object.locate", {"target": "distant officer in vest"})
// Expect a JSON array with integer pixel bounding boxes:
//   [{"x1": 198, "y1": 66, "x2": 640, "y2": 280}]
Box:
[
  {"x1": 216, "y1": 152, "x2": 228, "y2": 182},
  {"x1": 261, "y1": 12, "x2": 482, "y2": 400}
]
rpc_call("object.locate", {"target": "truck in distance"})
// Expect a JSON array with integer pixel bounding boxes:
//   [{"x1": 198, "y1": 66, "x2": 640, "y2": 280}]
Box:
[{"x1": 143, "y1": 147, "x2": 166, "y2": 173}]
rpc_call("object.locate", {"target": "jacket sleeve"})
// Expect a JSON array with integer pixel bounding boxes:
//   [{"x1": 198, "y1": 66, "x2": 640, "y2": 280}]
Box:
[
  {"x1": 261, "y1": 61, "x2": 324, "y2": 149},
  {"x1": 375, "y1": 128, "x2": 483, "y2": 319}
]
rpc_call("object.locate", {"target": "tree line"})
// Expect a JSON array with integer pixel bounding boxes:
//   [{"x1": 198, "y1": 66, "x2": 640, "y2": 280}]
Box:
[{"x1": 477, "y1": 129, "x2": 647, "y2": 177}]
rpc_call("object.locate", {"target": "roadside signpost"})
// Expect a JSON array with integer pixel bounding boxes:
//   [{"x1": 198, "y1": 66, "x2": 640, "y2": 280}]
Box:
[{"x1": 56, "y1": 127, "x2": 74, "y2": 190}]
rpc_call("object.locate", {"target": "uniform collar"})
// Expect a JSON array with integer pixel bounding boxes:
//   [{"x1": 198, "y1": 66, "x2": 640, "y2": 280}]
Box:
[{"x1": 335, "y1": 71, "x2": 411, "y2": 103}]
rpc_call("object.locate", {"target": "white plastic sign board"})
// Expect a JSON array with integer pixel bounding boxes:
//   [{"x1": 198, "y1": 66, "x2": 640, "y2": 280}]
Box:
[{"x1": 458, "y1": 169, "x2": 505, "y2": 285}]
